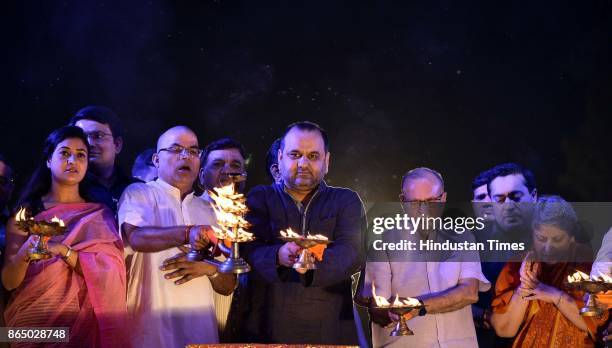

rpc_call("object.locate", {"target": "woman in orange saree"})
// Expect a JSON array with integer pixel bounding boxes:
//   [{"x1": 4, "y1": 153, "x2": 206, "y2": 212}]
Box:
[
  {"x1": 491, "y1": 196, "x2": 607, "y2": 347},
  {"x1": 2, "y1": 126, "x2": 128, "y2": 347}
]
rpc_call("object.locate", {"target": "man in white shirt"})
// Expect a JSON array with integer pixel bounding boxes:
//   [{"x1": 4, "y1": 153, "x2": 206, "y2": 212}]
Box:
[
  {"x1": 365, "y1": 167, "x2": 490, "y2": 348},
  {"x1": 118, "y1": 126, "x2": 236, "y2": 348}
]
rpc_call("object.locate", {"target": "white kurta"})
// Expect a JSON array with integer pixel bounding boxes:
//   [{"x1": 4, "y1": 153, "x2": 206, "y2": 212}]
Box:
[
  {"x1": 592, "y1": 227, "x2": 612, "y2": 278},
  {"x1": 364, "y1": 229, "x2": 490, "y2": 348},
  {"x1": 118, "y1": 179, "x2": 218, "y2": 348}
]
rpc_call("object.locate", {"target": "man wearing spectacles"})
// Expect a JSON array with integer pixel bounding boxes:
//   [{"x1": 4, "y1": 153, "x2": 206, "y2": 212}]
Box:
[
  {"x1": 69, "y1": 105, "x2": 137, "y2": 213},
  {"x1": 195, "y1": 137, "x2": 248, "y2": 342},
  {"x1": 118, "y1": 126, "x2": 235, "y2": 348},
  {"x1": 366, "y1": 167, "x2": 490, "y2": 348},
  {"x1": 198, "y1": 137, "x2": 248, "y2": 194}
]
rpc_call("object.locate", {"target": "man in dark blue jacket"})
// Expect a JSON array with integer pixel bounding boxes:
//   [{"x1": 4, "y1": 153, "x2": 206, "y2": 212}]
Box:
[{"x1": 243, "y1": 121, "x2": 366, "y2": 345}]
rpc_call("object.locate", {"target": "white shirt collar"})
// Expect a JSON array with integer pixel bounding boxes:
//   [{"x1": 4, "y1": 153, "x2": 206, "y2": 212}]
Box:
[{"x1": 152, "y1": 178, "x2": 195, "y2": 202}]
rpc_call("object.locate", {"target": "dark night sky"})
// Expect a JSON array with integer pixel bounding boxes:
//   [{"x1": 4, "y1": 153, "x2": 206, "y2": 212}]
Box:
[{"x1": 2, "y1": 1, "x2": 611, "y2": 202}]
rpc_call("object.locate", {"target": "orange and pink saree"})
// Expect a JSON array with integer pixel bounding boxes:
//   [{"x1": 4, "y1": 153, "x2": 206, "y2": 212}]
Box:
[
  {"x1": 492, "y1": 257, "x2": 607, "y2": 347},
  {"x1": 4, "y1": 203, "x2": 128, "y2": 348}
]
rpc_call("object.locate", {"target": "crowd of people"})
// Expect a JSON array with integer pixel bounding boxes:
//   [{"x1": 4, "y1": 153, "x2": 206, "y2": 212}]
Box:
[{"x1": 0, "y1": 105, "x2": 610, "y2": 348}]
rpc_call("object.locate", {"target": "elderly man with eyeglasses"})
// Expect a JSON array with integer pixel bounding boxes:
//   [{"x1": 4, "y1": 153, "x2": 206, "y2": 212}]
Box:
[
  {"x1": 118, "y1": 126, "x2": 236, "y2": 348},
  {"x1": 69, "y1": 105, "x2": 138, "y2": 213},
  {"x1": 364, "y1": 167, "x2": 490, "y2": 348}
]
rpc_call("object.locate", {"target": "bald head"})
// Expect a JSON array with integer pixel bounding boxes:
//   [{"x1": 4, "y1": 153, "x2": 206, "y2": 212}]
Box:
[
  {"x1": 153, "y1": 125, "x2": 201, "y2": 198},
  {"x1": 157, "y1": 126, "x2": 198, "y2": 151}
]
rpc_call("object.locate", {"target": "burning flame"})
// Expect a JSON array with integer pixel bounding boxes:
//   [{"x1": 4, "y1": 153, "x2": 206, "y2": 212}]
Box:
[
  {"x1": 591, "y1": 271, "x2": 612, "y2": 283},
  {"x1": 15, "y1": 207, "x2": 28, "y2": 222},
  {"x1": 567, "y1": 270, "x2": 612, "y2": 283},
  {"x1": 306, "y1": 233, "x2": 329, "y2": 241},
  {"x1": 207, "y1": 184, "x2": 252, "y2": 242},
  {"x1": 279, "y1": 228, "x2": 329, "y2": 241},
  {"x1": 567, "y1": 270, "x2": 591, "y2": 283},
  {"x1": 280, "y1": 228, "x2": 301, "y2": 238},
  {"x1": 51, "y1": 216, "x2": 65, "y2": 227},
  {"x1": 371, "y1": 283, "x2": 390, "y2": 307},
  {"x1": 371, "y1": 283, "x2": 420, "y2": 308}
]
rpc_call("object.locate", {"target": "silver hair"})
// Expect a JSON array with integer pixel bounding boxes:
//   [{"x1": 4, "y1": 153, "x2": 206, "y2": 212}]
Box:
[
  {"x1": 532, "y1": 195, "x2": 578, "y2": 236},
  {"x1": 401, "y1": 167, "x2": 445, "y2": 191}
]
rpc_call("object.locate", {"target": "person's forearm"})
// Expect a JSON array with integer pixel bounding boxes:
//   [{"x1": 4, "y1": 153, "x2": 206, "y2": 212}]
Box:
[
  {"x1": 556, "y1": 292, "x2": 588, "y2": 331},
  {"x1": 209, "y1": 272, "x2": 236, "y2": 296},
  {"x1": 2, "y1": 251, "x2": 30, "y2": 290},
  {"x1": 309, "y1": 243, "x2": 363, "y2": 287},
  {"x1": 58, "y1": 245, "x2": 83, "y2": 276},
  {"x1": 127, "y1": 225, "x2": 187, "y2": 252},
  {"x1": 418, "y1": 282, "x2": 479, "y2": 314},
  {"x1": 491, "y1": 291, "x2": 529, "y2": 337}
]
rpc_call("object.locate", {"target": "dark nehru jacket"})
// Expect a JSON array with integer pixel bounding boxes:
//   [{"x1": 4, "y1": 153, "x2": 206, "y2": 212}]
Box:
[{"x1": 243, "y1": 181, "x2": 365, "y2": 345}]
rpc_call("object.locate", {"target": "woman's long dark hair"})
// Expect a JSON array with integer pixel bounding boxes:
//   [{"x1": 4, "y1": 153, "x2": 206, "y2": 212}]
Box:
[{"x1": 15, "y1": 126, "x2": 90, "y2": 212}]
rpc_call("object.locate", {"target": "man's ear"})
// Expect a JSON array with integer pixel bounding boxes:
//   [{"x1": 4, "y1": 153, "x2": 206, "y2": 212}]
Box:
[
  {"x1": 441, "y1": 192, "x2": 448, "y2": 203},
  {"x1": 152, "y1": 152, "x2": 160, "y2": 168},
  {"x1": 114, "y1": 137, "x2": 124, "y2": 154},
  {"x1": 46, "y1": 159, "x2": 51, "y2": 169},
  {"x1": 198, "y1": 167, "x2": 205, "y2": 184},
  {"x1": 531, "y1": 188, "x2": 538, "y2": 201},
  {"x1": 399, "y1": 193, "x2": 405, "y2": 202},
  {"x1": 324, "y1": 152, "x2": 330, "y2": 175}
]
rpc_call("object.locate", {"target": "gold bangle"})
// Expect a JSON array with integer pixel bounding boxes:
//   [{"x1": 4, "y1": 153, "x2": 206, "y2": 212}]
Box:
[{"x1": 62, "y1": 246, "x2": 73, "y2": 260}]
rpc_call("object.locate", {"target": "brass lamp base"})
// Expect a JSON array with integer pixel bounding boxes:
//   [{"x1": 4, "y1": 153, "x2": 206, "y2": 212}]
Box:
[
  {"x1": 28, "y1": 247, "x2": 52, "y2": 261},
  {"x1": 293, "y1": 249, "x2": 317, "y2": 270},
  {"x1": 580, "y1": 294, "x2": 604, "y2": 317},
  {"x1": 389, "y1": 307, "x2": 416, "y2": 336}
]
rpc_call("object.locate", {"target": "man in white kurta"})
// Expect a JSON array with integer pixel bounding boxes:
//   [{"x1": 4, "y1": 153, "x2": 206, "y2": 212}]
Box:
[
  {"x1": 118, "y1": 126, "x2": 234, "y2": 348},
  {"x1": 591, "y1": 227, "x2": 612, "y2": 278},
  {"x1": 119, "y1": 178, "x2": 219, "y2": 347},
  {"x1": 365, "y1": 228, "x2": 490, "y2": 348},
  {"x1": 364, "y1": 167, "x2": 490, "y2": 348}
]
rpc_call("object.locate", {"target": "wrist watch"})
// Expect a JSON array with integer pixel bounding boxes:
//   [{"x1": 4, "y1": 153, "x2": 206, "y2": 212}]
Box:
[{"x1": 418, "y1": 299, "x2": 427, "y2": 316}]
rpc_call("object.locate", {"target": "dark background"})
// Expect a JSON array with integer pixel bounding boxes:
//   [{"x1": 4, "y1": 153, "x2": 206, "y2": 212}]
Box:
[{"x1": 2, "y1": 0, "x2": 611, "y2": 202}]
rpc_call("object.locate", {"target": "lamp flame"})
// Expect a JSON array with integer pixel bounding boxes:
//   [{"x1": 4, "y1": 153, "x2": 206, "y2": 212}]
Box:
[
  {"x1": 371, "y1": 283, "x2": 420, "y2": 308},
  {"x1": 50, "y1": 216, "x2": 65, "y2": 227},
  {"x1": 567, "y1": 270, "x2": 611, "y2": 283},
  {"x1": 207, "y1": 184, "x2": 253, "y2": 242},
  {"x1": 15, "y1": 207, "x2": 27, "y2": 222}
]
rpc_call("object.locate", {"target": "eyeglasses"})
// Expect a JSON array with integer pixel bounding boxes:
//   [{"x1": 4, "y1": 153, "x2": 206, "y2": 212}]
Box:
[
  {"x1": 84, "y1": 131, "x2": 113, "y2": 141},
  {"x1": 402, "y1": 192, "x2": 445, "y2": 206},
  {"x1": 158, "y1": 145, "x2": 203, "y2": 158},
  {"x1": 0, "y1": 175, "x2": 15, "y2": 187}
]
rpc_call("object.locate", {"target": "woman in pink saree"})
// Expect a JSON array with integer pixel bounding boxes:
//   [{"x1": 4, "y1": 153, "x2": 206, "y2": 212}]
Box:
[{"x1": 2, "y1": 126, "x2": 128, "y2": 347}]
